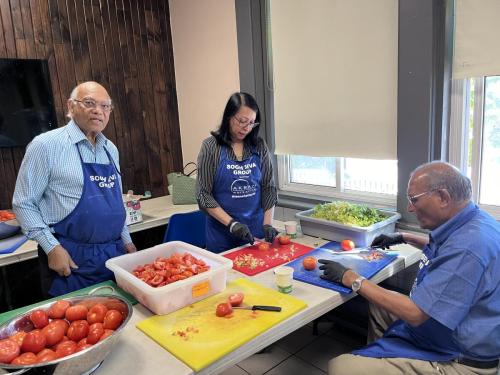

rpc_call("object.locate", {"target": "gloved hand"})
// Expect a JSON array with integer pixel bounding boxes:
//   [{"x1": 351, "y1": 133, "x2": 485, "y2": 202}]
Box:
[
  {"x1": 318, "y1": 259, "x2": 350, "y2": 284},
  {"x1": 229, "y1": 221, "x2": 255, "y2": 245},
  {"x1": 370, "y1": 233, "x2": 406, "y2": 249},
  {"x1": 263, "y1": 224, "x2": 279, "y2": 243}
]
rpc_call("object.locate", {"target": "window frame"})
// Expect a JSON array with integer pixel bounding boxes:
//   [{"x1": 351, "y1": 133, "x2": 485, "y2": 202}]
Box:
[
  {"x1": 277, "y1": 154, "x2": 397, "y2": 209},
  {"x1": 449, "y1": 77, "x2": 500, "y2": 218}
]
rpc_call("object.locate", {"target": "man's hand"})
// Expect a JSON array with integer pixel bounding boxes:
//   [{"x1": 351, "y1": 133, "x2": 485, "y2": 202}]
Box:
[
  {"x1": 370, "y1": 233, "x2": 406, "y2": 249},
  {"x1": 263, "y1": 224, "x2": 279, "y2": 243},
  {"x1": 124, "y1": 242, "x2": 137, "y2": 253},
  {"x1": 318, "y1": 259, "x2": 350, "y2": 284},
  {"x1": 229, "y1": 221, "x2": 255, "y2": 245},
  {"x1": 47, "y1": 245, "x2": 78, "y2": 277}
]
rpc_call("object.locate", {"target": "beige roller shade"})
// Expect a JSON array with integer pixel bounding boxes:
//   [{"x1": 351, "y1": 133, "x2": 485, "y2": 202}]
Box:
[
  {"x1": 453, "y1": 0, "x2": 500, "y2": 79},
  {"x1": 270, "y1": 0, "x2": 398, "y2": 159}
]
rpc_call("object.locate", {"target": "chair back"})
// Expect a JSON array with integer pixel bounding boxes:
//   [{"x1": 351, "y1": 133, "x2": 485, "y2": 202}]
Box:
[{"x1": 163, "y1": 210, "x2": 206, "y2": 248}]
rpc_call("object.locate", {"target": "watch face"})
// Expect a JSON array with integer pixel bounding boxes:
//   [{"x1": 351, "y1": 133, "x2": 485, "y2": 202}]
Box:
[{"x1": 352, "y1": 277, "x2": 365, "y2": 292}]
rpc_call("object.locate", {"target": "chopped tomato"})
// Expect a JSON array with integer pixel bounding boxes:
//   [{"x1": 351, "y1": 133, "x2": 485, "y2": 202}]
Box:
[
  {"x1": 278, "y1": 235, "x2": 291, "y2": 245},
  {"x1": 340, "y1": 239, "x2": 355, "y2": 251},
  {"x1": 0, "y1": 338, "x2": 20, "y2": 364},
  {"x1": 228, "y1": 292, "x2": 244, "y2": 307},
  {"x1": 215, "y1": 302, "x2": 233, "y2": 317},
  {"x1": 302, "y1": 256, "x2": 317, "y2": 271}
]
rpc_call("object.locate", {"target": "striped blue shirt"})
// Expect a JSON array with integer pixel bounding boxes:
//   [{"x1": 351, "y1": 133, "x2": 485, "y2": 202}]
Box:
[{"x1": 12, "y1": 120, "x2": 132, "y2": 253}]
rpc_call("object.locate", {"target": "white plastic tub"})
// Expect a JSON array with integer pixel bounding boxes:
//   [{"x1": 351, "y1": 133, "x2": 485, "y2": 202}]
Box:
[
  {"x1": 296, "y1": 208, "x2": 401, "y2": 246},
  {"x1": 106, "y1": 241, "x2": 233, "y2": 315}
]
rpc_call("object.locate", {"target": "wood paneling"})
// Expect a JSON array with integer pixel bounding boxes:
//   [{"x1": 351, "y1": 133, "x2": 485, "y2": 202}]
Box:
[{"x1": 0, "y1": 0, "x2": 181, "y2": 209}]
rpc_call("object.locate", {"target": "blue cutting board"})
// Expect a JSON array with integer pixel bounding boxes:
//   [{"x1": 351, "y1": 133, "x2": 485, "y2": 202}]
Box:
[{"x1": 288, "y1": 241, "x2": 398, "y2": 293}]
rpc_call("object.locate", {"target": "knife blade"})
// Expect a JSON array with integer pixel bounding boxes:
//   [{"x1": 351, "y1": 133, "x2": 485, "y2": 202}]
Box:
[{"x1": 232, "y1": 305, "x2": 282, "y2": 312}]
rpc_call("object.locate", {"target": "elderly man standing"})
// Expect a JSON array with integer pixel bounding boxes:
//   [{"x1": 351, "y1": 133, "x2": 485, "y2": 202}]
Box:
[
  {"x1": 13, "y1": 81, "x2": 137, "y2": 297},
  {"x1": 321, "y1": 161, "x2": 500, "y2": 375}
]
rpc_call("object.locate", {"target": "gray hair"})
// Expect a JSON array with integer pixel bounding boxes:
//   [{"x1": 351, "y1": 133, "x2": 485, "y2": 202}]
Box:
[{"x1": 411, "y1": 161, "x2": 472, "y2": 202}]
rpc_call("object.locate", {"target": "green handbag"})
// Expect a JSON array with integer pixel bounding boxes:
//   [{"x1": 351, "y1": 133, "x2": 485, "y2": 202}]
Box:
[{"x1": 167, "y1": 162, "x2": 198, "y2": 205}]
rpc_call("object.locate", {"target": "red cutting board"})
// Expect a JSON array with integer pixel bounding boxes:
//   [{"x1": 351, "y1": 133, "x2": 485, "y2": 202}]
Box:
[{"x1": 223, "y1": 240, "x2": 314, "y2": 276}]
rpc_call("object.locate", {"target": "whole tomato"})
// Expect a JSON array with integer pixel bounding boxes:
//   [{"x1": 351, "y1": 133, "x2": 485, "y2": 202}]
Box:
[
  {"x1": 29, "y1": 309, "x2": 49, "y2": 329},
  {"x1": 51, "y1": 319, "x2": 69, "y2": 335},
  {"x1": 86, "y1": 323, "x2": 104, "y2": 345},
  {"x1": 41, "y1": 321, "x2": 65, "y2": 347},
  {"x1": 302, "y1": 256, "x2": 317, "y2": 271},
  {"x1": 48, "y1": 300, "x2": 71, "y2": 319},
  {"x1": 9, "y1": 331, "x2": 26, "y2": 347},
  {"x1": 87, "y1": 304, "x2": 108, "y2": 324},
  {"x1": 215, "y1": 302, "x2": 233, "y2": 317},
  {"x1": 11, "y1": 352, "x2": 38, "y2": 365},
  {"x1": 67, "y1": 320, "x2": 89, "y2": 342},
  {"x1": 278, "y1": 235, "x2": 291, "y2": 245},
  {"x1": 257, "y1": 243, "x2": 270, "y2": 251},
  {"x1": 36, "y1": 348, "x2": 58, "y2": 363},
  {"x1": 227, "y1": 292, "x2": 244, "y2": 307},
  {"x1": 340, "y1": 239, "x2": 355, "y2": 251},
  {"x1": 103, "y1": 310, "x2": 123, "y2": 330},
  {"x1": 21, "y1": 330, "x2": 46, "y2": 354},
  {"x1": 65, "y1": 305, "x2": 88, "y2": 322},
  {"x1": 76, "y1": 343, "x2": 93, "y2": 352},
  {"x1": 98, "y1": 329, "x2": 114, "y2": 342},
  {"x1": 55, "y1": 340, "x2": 77, "y2": 358},
  {"x1": 0, "y1": 338, "x2": 20, "y2": 364}
]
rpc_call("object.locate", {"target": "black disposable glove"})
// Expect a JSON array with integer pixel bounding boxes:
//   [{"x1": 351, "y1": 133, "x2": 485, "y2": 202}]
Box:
[
  {"x1": 318, "y1": 259, "x2": 350, "y2": 284},
  {"x1": 229, "y1": 221, "x2": 255, "y2": 245},
  {"x1": 263, "y1": 224, "x2": 279, "y2": 243},
  {"x1": 370, "y1": 233, "x2": 406, "y2": 249}
]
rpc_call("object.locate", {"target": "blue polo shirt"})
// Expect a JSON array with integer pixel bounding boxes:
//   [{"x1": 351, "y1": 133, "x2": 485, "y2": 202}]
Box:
[{"x1": 411, "y1": 202, "x2": 500, "y2": 361}]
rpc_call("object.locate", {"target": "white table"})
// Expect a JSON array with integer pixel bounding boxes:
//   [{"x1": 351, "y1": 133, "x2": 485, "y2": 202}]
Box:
[
  {"x1": 0, "y1": 196, "x2": 198, "y2": 267},
  {"x1": 94, "y1": 232, "x2": 422, "y2": 375}
]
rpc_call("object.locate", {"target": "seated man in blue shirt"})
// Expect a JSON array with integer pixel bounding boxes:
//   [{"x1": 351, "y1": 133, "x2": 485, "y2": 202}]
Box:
[
  {"x1": 13, "y1": 81, "x2": 137, "y2": 297},
  {"x1": 320, "y1": 161, "x2": 500, "y2": 375}
]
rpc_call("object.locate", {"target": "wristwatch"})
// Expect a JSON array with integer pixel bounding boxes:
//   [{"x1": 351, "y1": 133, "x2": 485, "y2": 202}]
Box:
[{"x1": 351, "y1": 276, "x2": 366, "y2": 293}]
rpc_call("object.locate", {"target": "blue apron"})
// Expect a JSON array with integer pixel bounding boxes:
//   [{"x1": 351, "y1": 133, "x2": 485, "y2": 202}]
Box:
[
  {"x1": 206, "y1": 146, "x2": 264, "y2": 253},
  {"x1": 48, "y1": 144, "x2": 126, "y2": 296},
  {"x1": 353, "y1": 243, "x2": 460, "y2": 361}
]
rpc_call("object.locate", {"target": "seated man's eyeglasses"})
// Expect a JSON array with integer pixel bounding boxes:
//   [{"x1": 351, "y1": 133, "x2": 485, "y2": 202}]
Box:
[
  {"x1": 407, "y1": 190, "x2": 436, "y2": 205},
  {"x1": 234, "y1": 116, "x2": 259, "y2": 129},
  {"x1": 73, "y1": 98, "x2": 113, "y2": 113}
]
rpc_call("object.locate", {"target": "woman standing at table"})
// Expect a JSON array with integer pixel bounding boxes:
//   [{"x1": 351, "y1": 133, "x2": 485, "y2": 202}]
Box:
[{"x1": 196, "y1": 92, "x2": 278, "y2": 253}]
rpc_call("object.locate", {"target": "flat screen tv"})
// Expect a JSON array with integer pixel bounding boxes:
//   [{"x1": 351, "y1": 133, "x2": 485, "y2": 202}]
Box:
[{"x1": 0, "y1": 58, "x2": 58, "y2": 148}]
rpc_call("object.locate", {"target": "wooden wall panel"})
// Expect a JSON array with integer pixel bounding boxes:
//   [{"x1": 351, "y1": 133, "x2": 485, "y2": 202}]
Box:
[{"x1": 0, "y1": 0, "x2": 181, "y2": 209}]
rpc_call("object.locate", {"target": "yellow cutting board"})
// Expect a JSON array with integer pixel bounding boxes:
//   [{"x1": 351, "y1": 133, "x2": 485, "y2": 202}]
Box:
[{"x1": 136, "y1": 278, "x2": 307, "y2": 371}]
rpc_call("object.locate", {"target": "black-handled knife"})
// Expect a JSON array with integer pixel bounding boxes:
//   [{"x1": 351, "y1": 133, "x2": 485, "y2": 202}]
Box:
[{"x1": 233, "y1": 305, "x2": 282, "y2": 312}]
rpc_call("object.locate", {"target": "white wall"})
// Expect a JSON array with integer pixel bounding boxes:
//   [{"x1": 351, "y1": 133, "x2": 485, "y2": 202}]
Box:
[{"x1": 169, "y1": 0, "x2": 240, "y2": 165}]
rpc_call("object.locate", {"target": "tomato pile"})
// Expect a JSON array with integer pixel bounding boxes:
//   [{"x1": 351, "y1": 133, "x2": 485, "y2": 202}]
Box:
[
  {"x1": 132, "y1": 252, "x2": 210, "y2": 288},
  {"x1": 0, "y1": 210, "x2": 16, "y2": 222},
  {"x1": 0, "y1": 300, "x2": 124, "y2": 365}
]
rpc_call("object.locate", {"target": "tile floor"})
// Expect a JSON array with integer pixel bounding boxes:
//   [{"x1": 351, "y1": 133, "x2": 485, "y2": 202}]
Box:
[{"x1": 220, "y1": 319, "x2": 366, "y2": 375}]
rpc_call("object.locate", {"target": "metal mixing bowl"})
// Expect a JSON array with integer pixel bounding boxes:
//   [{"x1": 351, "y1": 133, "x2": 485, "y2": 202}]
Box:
[{"x1": 0, "y1": 294, "x2": 133, "y2": 375}]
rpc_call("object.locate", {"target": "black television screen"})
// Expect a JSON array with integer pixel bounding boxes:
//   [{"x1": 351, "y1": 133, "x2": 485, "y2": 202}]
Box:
[{"x1": 0, "y1": 58, "x2": 58, "y2": 148}]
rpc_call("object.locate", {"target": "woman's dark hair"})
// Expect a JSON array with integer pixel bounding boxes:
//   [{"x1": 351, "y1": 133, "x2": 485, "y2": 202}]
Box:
[{"x1": 211, "y1": 92, "x2": 261, "y2": 147}]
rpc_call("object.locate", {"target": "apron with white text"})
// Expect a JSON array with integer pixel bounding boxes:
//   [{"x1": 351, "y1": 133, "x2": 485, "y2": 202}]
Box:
[
  {"x1": 48, "y1": 145, "x2": 126, "y2": 296},
  {"x1": 206, "y1": 146, "x2": 264, "y2": 253}
]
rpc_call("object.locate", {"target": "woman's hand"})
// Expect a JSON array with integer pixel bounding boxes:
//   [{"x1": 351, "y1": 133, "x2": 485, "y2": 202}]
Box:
[
  {"x1": 229, "y1": 221, "x2": 255, "y2": 245},
  {"x1": 263, "y1": 224, "x2": 279, "y2": 243}
]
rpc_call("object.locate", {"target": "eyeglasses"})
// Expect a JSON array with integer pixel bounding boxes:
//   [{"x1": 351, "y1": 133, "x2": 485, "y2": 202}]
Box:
[
  {"x1": 407, "y1": 190, "x2": 434, "y2": 205},
  {"x1": 233, "y1": 116, "x2": 259, "y2": 129},
  {"x1": 73, "y1": 98, "x2": 113, "y2": 113}
]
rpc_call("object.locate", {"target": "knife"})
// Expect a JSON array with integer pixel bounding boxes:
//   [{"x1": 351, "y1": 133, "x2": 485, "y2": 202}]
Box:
[{"x1": 232, "y1": 305, "x2": 282, "y2": 312}]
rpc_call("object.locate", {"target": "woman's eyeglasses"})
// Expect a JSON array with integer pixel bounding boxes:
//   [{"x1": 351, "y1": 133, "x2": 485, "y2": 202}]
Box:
[
  {"x1": 233, "y1": 116, "x2": 259, "y2": 129},
  {"x1": 73, "y1": 98, "x2": 113, "y2": 113}
]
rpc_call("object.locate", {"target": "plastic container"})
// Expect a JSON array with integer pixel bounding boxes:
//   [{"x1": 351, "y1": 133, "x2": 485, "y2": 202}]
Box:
[
  {"x1": 106, "y1": 241, "x2": 233, "y2": 315},
  {"x1": 295, "y1": 208, "x2": 401, "y2": 246}
]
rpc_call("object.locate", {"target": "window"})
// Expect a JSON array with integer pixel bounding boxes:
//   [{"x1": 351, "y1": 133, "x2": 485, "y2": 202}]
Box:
[
  {"x1": 450, "y1": 76, "x2": 500, "y2": 217},
  {"x1": 278, "y1": 155, "x2": 397, "y2": 207}
]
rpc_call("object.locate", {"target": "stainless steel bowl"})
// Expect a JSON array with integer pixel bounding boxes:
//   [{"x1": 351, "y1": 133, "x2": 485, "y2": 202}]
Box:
[{"x1": 0, "y1": 294, "x2": 133, "y2": 375}]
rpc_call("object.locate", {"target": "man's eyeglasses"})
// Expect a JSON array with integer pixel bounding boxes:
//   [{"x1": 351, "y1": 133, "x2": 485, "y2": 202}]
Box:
[
  {"x1": 73, "y1": 98, "x2": 113, "y2": 113},
  {"x1": 407, "y1": 190, "x2": 435, "y2": 205},
  {"x1": 233, "y1": 116, "x2": 259, "y2": 129}
]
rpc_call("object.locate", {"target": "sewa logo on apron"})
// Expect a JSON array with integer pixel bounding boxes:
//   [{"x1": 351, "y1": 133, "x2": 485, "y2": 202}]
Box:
[
  {"x1": 227, "y1": 162, "x2": 258, "y2": 199},
  {"x1": 89, "y1": 173, "x2": 117, "y2": 188}
]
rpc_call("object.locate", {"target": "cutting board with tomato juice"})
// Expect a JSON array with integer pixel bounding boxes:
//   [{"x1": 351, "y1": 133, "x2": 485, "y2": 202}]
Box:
[
  {"x1": 223, "y1": 240, "x2": 314, "y2": 276},
  {"x1": 288, "y1": 241, "x2": 398, "y2": 294},
  {"x1": 136, "y1": 278, "x2": 307, "y2": 371}
]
